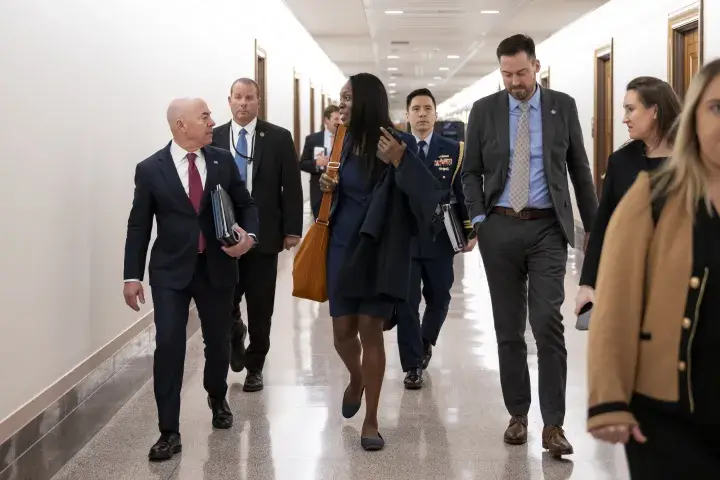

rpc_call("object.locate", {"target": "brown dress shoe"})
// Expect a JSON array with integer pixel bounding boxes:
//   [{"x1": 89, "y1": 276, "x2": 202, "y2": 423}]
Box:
[
  {"x1": 504, "y1": 415, "x2": 528, "y2": 445},
  {"x1": 542, "y1": 425, "x2": 574, "y2": 457}
]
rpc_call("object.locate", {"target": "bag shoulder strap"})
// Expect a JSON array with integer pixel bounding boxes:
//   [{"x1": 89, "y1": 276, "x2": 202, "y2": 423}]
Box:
[{"x1": 316, "y1": 124, "x2": 347, "y2": 225}]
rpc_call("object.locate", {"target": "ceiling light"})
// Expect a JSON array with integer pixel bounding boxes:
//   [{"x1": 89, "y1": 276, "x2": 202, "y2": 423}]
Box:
[
  {"x1": 480, "y1": 10, "x2": 500, "y2": 14},
  {"x1": 390, "y1": 76, "x2": 397, "y2": 80},
  {"x1": 439, "y1": 67, "x2": 449, "y2": 71},
  {"x1": 385, "y1": 10, "x2": 403, "y2": 14},
  {"x1": 387, "y1": 55, "x2": 399, "y2": 59},
  {"x1": 434, "y1": 76, "x2": 442, "y2": 80},
  {"x1": 447, "y1": 55, "x2": 460, "y2": 59},
  {"x1": 389, "y1": 90, "x2": 397, "y2": 94},
  {"x1": 388, "y1": 83, "x2": 396, "y2": 87},
  {"x1": 428, "y1": 83, "x2": 435, "y2": 87},
  {"x1": 388, "y1": 67, "x2": 398, "y2": 71}
]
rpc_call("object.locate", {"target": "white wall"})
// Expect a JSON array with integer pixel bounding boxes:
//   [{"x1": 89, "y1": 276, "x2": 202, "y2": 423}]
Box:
[
  {"x1": 0, "y1": 0, "x2": 346, "y2": 424},
  {"x1": 438, "y1": 0, "x2": 719, "y2": 222}
]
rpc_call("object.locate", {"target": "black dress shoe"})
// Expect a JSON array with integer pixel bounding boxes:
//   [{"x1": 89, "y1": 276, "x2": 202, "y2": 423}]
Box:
[
  {"x1": 230, "y1": 320, "x2": 247, "y2": 373},
  {"x1": 208, "y1": 397, "x2": 233, "y2": 429},
  {"x1": 243, "y1": 370, "x2": 264, "y2": 392},
  {"x1": 148, "y1": 433, "x2": 181, "y2": 462},
  {"x1": 403, "y1": 368, "x2": 423, "y2": 390},
  {"x1": 421, "y1": 340, "x2": 433, "y2": 370}
]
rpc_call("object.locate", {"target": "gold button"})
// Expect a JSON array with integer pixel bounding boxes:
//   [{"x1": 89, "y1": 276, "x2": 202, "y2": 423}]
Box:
[
  {"x1": 690, "y1": 277, "x2": 700, "y2": 289},
  {"x1": 682, "y1": 317, "x2": 692, "y2": 329},
  {"x1": 678, "y1": 361, "x2": 687, "y2": 372}
]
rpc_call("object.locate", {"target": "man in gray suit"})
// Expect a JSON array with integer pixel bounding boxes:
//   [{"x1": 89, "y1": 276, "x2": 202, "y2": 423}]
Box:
[{"x1": 461, "y1": 34, "x2": 597, "y2": 457}]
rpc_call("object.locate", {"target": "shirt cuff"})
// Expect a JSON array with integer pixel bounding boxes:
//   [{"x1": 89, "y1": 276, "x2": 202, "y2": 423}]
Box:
[
  {"x1": 124, "y1": 279, "x2": 141, "y2": 283},
  {"x1": 285, "y1": 234, "x2": 301, "y2": 237},
  {"x1": 472, "y1": 214, "x2": 486, "y2": 226}
]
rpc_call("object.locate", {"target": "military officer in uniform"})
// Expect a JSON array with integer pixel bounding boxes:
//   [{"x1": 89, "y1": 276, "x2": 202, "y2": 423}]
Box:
[{"x1": 393, "y1": 88, "x2": 476, "y2": 389}]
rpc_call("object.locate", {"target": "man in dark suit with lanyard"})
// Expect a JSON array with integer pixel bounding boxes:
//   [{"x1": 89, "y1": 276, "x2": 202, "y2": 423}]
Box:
[
  {"x1": 123, "y1": 97, "x2": 259, "y2": 461},
  {"x1": 299, "y1": 104, "x2": 341, "y2": 219},
  {"x1": 394, "y1": 89, "x2": 476, "y2": 389},
  {"x1": 211, "y1": 78, "x2": 303, "y2": 393},
  {"x1": 462, "y1": 35, "x2": 597, "y2": 456}
]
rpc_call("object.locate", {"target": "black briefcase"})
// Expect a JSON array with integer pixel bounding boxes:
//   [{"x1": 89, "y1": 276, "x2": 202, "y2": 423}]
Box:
[
  {"x1": 441, "y1": 202, "x2": 467, "y2": 253},
  {"x1": 210, "y1": 185, "x2": 240, "y2": 247}
]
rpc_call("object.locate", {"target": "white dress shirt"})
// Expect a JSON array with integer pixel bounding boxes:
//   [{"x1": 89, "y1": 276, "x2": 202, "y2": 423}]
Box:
[
  {"x1": 230, "y1": 117, "x2": 257, "y2": 194},
  {"x1": 413, "y1": 131, "x2": 433, "y2": 157}
]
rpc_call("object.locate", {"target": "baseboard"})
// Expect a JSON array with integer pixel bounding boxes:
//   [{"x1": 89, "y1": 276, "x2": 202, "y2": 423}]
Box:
[{"x1": 0, "y1": 308, "x2": 200, "y2": 480}]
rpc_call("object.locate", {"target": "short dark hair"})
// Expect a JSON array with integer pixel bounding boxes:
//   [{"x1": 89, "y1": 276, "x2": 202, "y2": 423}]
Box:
[
  {"x1": 323, "y1": 104, "x2": 340, "y2": 119},
  {"x1": 406, "y1": 88, "x2": 436, "y2": 110},
  {"x1": 230, "y1": 78, "x2": 261, "y2": 97},
  {"x1": 626, "y1": 76, "x2": 682, "y2": 147},
  {"x1": 496, "y1": 34, "x2": 536, "y2": 61}
]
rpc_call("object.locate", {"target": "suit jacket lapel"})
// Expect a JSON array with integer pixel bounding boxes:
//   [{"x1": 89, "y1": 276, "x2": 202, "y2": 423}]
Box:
[
  {"x1": 252, "y1": 119, "x2": 265, "y2": 181},
  {"x1": 497, "y1": 92, "x2": 511, "y2": 176},
  {"x1": 540, "y1": 87, "x2": 556, "y2": 171},
  {"x1": 158, "y1": 142, "x2": 195, "y2": 213},
  {"x1": 201, "y1": 146, "x2": 219, "y2": 211}
]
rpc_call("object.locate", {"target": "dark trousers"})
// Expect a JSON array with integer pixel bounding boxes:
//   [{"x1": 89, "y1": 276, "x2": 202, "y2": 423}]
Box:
[
  {"x1": 395, "y1": 255, "x2": 454, "y2": 371},
  {"x1": 232, "y1": 250, "x2": 279, "y2": 372},
  {"x1": 477, "y1": 214, "x2": 568, "y2": 426},
  {"x1": 625, "y1": 397, "x2": 720, "y2": 478},
  {"x1": 151, "y1": 254, "x2": 234, "y2": 434}
]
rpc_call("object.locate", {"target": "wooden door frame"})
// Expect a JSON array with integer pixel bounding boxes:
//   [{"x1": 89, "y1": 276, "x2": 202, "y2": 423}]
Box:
[
  {"x1": 309, "y1": 85, "x2": 316, "y2": 133},
  {"x1": 293, "y1": 71, "x2": 301, "y2": 155},
  {"x1": 254, "y1": 39, "x2": 267, "y2": 120},
  {"x1": 667, "y1": 2, "x2": 702, "y2": 94},
  {"x1": 593, "y1": 40, "x2": 613, "y2": 198},
  {"x1": 539, "y1": 67, "x2": 550, "y2": 89}
]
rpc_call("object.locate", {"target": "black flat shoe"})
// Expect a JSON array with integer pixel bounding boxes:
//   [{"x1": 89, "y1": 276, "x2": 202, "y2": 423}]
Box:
[
  {"x1": 208, "y1": 396, "x2": 233, "y2": 429},
  {"x1": 361, "y1": 432, "x2": 385, "y2": 451},
  {"x1": 243, "y1": 370, "x2": 264, "y2": 392},
  {"x1": 341, "y1": 385, "x2": 364, "y2": 419},
  {"x1": 148, "y1": 433, "x2": 182, "y2": 462}
]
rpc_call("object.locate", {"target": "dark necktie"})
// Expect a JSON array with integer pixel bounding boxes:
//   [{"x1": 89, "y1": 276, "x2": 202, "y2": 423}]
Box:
[
  {"x1": 417, "y1": 140, "x2": 427, "y2": 162},
  {"x1": 186, "y1": 153, "x2": 206, "y2": 253},
  {"x1": 235, "y1": 128, "x2": 248, "y2": 182}
]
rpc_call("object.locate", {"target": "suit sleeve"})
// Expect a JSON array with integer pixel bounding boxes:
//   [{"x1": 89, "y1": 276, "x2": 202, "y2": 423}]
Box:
[
  {"x1": 587, "y1": 172, "x2": 653, "y2": 432},
  {"x1": 579, "y1": 154, "x2": 619, "y2": 288},
  {"x1": 566, "y1": 96, "x2": 598, "y2": 232},
  {"x1": 453, "y1": 141, "x2": 473, "y2": 236},
  {"x1": 299, "y1": 135, "x2": 318, "y2": 174},
  {"x1": 461, "y1": 102, "x2": 487, "y2": 222},
  {"x1": 394, "y1": 149, "x2": 442, "y2": 233},
  {"x1": 123, "y1": 163, "x2": 155, "y2": 281},
  {"x1": 227, "y1": 153, "x2": 260, "y2": 237},
  {"x1": 279, "y1": 129, "x2": 304, "y2": 237}
]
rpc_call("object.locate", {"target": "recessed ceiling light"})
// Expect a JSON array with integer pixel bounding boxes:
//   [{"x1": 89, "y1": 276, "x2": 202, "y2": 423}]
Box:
[
  {"x1": 388, "y1": 67, "x2": 398, "y2": 71},
  {"x1": 390, "y1": 76, "x2": 397, "y2": 80},
  {"x1": 388, "y1": 83, "x2": 397, "y2": 87},
  {"x1": 387, "y1": 55, "x2": 399, "y2": 59},
  {"x1": 480, "y1": 10, "x2": 500, "y2": 14},
  {"x1": 447, "y1": 55, "x2": 460, "y2": 59},
  {"x1": 389, "y1": 90, "x2": 397, "y2": 94},
  {"x1": 428, "y1": 83, "x2": 435, "y2": 87},
  {"x1": 385, "y1": 10, "x2": 403, "y2": 14},
  {"x1": 439, "y1": 67, "x2": 449, "y2": 71}
]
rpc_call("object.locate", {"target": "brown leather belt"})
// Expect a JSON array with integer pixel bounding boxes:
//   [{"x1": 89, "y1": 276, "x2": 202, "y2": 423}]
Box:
[{"x1": 490, "y1": 206, "x2": 555, "y2": 220}]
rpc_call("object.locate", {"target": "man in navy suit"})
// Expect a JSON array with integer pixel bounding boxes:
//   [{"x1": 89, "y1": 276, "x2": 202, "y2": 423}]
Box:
[{"x1": 393, "y1": 89, "x2": 476, "y2": 389}]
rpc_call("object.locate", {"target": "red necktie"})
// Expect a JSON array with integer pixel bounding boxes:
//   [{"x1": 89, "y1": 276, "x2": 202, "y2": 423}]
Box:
[{"x1": 186, "y1": 153, "x2": 206, "y2": 253}]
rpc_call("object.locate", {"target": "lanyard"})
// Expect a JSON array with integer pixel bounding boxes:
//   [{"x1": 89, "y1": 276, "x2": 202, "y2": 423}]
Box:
[{"x1": 230, "y1": 125, "x2": 257, "y2": 163}]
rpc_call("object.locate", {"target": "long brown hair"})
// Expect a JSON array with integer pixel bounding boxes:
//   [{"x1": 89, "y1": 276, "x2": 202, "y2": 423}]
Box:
[{"x1": 625, "y1": 76, "x2": 681, "y2": 148}]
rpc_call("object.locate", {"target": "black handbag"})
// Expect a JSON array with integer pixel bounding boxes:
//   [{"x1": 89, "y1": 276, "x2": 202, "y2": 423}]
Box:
[{"x1": 210, "y1": 185, "x2": 240, "y2": 247}]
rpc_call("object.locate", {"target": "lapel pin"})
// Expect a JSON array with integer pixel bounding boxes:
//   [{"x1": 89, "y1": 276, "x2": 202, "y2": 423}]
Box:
[
  {"x1": 213, "y1": 160, "x2": 218, "y2": 164},
  {"x1": 260, "y1": 132, "x2": 265, "y2": 137},
  {"x1": 551, "y1": 109, "x2": 557, "y2": 114}
]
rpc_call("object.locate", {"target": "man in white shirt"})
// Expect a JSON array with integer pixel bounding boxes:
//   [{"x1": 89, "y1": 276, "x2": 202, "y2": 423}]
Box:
[
  {"x1": 211, "y1": 78, "x2": 303, "y2": 393},
  {"x1": 299, "y1": 104, "x2": 341, "y2": 218},
  {"x1": 122, "y1": 97, "x2": 258, "y2": 461}
]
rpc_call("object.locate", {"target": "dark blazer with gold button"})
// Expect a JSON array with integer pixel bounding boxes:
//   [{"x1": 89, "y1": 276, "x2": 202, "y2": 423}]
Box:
[{"x1": 587, "y1": 171, "x2": 705, "y2": 431}]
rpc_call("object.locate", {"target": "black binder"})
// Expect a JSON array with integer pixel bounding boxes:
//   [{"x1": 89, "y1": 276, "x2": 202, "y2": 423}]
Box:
[
  {"x1": 575, "y1": 302, "x2": 592, "y2": 331},
  {"x1": 210, "y1": 185, "x2": 240, "y2": 247},
  {"x1": 441, "y1": 202, "x2": 467, "y2": 252}
]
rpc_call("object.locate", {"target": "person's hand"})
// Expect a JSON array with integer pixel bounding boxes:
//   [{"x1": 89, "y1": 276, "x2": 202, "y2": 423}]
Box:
[
  {"x1": 283, "y1": 236, "x2": 300, "y2": 250},
  {"x1": 221, "y1": 225, "x2": 255, "y2": 258},
  {"x1": 377, "y1": 127, "x2": 406, "y2": 167},
  {"x1": 574, "y1": 285, "x2": 595, "y2": 315},
  {"x1": 319, "y1": 172, "x2": 337, "y2": 193},
  {"x1": 590, "y1": 424, "x2": 647, "y2": 445},
  {"x1": 462, "y1": 237, "x2": 477, "y2": 252},
  {"x1": 316, "y1": 155, "x2": 330, "y2": 168},
  {"x1": 123, "y1": 281, "x2": 145, "y2": 311}
]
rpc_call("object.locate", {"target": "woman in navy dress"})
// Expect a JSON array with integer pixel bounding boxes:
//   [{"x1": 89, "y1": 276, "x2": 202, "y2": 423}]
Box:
[{"x1": 319, "y1": 73, "x2": 432, "y2": 451}]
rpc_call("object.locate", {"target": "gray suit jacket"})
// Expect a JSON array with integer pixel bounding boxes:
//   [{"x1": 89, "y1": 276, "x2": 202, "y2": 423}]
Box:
[{"x1": 460, "y1": 87, "x2": 597, "y2": 247}]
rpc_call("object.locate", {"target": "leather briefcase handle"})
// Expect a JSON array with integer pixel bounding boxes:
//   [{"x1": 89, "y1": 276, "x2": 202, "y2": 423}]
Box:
[{"x1": 316, "y1": 124, "x2": 347, "y2": 226}]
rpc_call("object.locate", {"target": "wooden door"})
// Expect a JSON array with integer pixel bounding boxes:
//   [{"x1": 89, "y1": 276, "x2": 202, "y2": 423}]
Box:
[
  {"x1": 683, "y1": 28, "x2": 699, "y2": 93},
  {"x1": 593, "y1": 53, "x2": 613, "y2": 198},
  {"x1": 293, "y1": 77, "x2": 301, "y2": 155},
  {"x1": 310, "y1": 87, "x2": 316, "y2": 133},
  {"x1": 256, "y1": 55, "x2": 267, "y2": 120}
]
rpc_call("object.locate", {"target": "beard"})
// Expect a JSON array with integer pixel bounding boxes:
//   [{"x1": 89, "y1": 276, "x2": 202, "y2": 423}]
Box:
[{"x1": 508, "y1": 85, "x2": 533, "y2": 101}]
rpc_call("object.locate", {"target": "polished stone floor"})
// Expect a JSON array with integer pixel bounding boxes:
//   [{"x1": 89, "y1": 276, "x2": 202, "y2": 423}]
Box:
[{"x1": 51, "y1": 243, "x2": 630, "y2": 480}]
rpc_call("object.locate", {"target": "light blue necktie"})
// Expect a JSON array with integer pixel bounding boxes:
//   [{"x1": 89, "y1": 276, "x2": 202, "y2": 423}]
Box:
[{"x1": 235, "y1": 128, "x2": 248, "y2": 182}]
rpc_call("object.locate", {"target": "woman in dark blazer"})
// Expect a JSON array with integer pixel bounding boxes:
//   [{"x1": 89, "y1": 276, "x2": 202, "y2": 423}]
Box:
[
  {"x1": 318, "y1": 73, "x2": 440, "y2": 451},
  {"x1": 575, "y1": 77, "x2": 681, "y2": 315}
]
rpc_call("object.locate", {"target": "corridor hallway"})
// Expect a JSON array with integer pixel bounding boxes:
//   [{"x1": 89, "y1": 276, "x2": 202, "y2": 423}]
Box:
[{"x1": 49, "y1": 244, "x2": 629, "y2": 480}]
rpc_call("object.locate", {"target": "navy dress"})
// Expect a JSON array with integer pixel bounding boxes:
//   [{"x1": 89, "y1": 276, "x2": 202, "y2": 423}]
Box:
[{"x1": 327, "y1": 149, "x2": 395, "y2": 319}]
